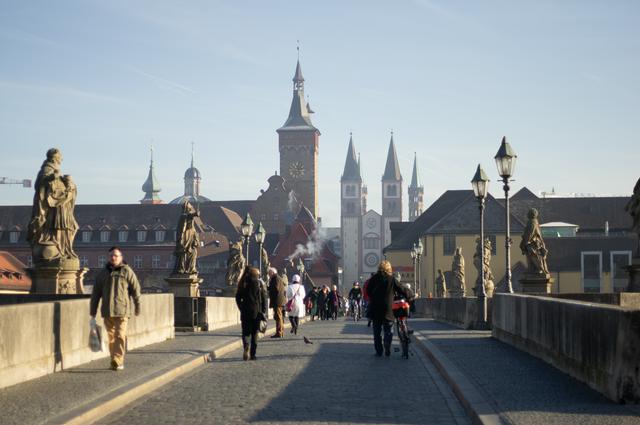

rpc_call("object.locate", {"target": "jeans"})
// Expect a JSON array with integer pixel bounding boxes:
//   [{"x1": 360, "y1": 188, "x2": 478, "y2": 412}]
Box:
[
  {"x1": 241, "y1": 319, "x2": 259, "y2": 357},
  {"x1": 289, "y1": 316, "x2": 299, "y2": 334},
  {"x1": 372, "y1": 320, "x2": 393, "y2": 355}
]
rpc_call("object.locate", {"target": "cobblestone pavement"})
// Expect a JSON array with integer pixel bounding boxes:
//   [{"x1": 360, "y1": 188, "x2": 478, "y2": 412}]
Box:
[
  {"x1": 97, "y1": 319, "x2": 471, "y2": 425},
  {"x1": 412, "y1": 319, "x2": 640, "y2": 425},
  {"x1": 0, "y1": 326, "x2": 243, "y2": 425}
]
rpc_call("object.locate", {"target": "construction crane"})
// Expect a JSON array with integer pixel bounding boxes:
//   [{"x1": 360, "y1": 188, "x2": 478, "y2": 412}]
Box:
[{"x1": 0, "y1": 177, "x2": 32, "y2": 188}]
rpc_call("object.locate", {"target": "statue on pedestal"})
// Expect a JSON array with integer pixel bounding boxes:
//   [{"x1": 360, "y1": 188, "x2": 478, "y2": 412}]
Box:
[
  {"x1": 625, "y1": 177, "x2": 640, "y2": 255},
  {"x1": 27, "y1": 149, "x2": 86, "y2": 294},
  {"x1": 260, "y1": 245, "x2": 270, "y2": 282},
  {"x1": 474, "y1": 237, "x2": 495, "y2": 297},
  {"x1": 450, "y1": 247, "x2": 465, "y2": 297},
  {"x1": 173, "y1": 201, "x2": 199, "y2": 275},
  {"x1": 435, "y1": 269, "x2": 448, "y2": 298},
  {"x1": 518, "y1": 208, "x2": 553, "y2": 293},
  {"x1": 624, "y1": 177, "x2": 640, "y2": 291},
  {"x1": 520, "y1": 208, "x2": 549, "y2": 276},
  {"x1": 166, "y1": 200, "x2": 202, "y2": 297},
  {"x1": 225, "y1": 237, "x2": 246, "y2": 287}
]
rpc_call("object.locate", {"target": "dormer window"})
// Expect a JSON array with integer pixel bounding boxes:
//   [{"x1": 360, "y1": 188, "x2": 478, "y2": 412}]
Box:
[
  {"x1": 9, "y1": 231, "x2": 19, "y2": 243},
  {"x1": 155, "y1": 230, "x2": 165, "y2": 242},
  {"x1": 118, "y1": 230, "x2": 128, "y2": 242},
  {"x1": 100, "y1": 231, "x2": 110, "y2": 243},
  {"x1": 137, "y1": 230, "x2": 147, "y2": 242},
  {"x1": 82, "y1": 231, "x2": 92, "y2": 242}
]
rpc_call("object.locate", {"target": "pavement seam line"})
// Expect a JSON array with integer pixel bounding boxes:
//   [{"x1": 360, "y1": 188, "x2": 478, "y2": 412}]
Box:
[
  {"x1": 414, "y1": 331, "x2": 507, "y2": 425},
  {"x1": 49, "y1": 318, "x2": 306, "y2": 425}
]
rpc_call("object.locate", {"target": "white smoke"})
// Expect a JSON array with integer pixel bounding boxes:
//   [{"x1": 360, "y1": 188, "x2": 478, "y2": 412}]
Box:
[
  {"x1": 287, "y1": 191, "x2": 297, "y2": 213},
  {"x1": 288, "y1": 227, "x2": 328, "y2": 262}
]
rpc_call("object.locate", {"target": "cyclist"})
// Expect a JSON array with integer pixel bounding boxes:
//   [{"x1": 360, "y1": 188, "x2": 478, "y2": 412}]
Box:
[
  {"x1": 348, "y1": 282, "x2": 363, "y2": 320},
  {"x1": 366, "y1": 261, "x2": 410, "y2": 357}
]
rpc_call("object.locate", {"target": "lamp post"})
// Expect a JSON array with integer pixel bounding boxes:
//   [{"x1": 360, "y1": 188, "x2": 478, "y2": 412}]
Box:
[
  {"x1": 240, "y1": 213, "x2": 254, "y2": 265},
  {"x1": 494, "y1": 136, "x2": 517, "y2": 294},
  {"x1": 296, "y1": 257, "x2": 306, "y2": 287},
  {"x1": 471, "y1": 164, "x2": 490, "y2": 326},
  {"x1": 254, "y1": 221, "x2": 266, "y2": 277},
  {"x1": 416, "y1": 239, "x2": 423, "y2": 297},
  {"x1": 411, "y1": 246, "x2": 417, "y2": 296}
]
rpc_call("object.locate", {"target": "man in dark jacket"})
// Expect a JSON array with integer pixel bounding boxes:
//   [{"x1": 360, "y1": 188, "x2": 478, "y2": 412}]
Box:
[
  {"x1": 235, "y1": 267, "x2": 268, "y2": 360},
  {"x1": 267, "y1": 267, "x2": 286, "y2": 338},
  {"x1": 90, "y1": 246, "x2": 141, "y2": 371},
  {"x1": 366, "y1": 261, "x2": 410, "y2": 357}
]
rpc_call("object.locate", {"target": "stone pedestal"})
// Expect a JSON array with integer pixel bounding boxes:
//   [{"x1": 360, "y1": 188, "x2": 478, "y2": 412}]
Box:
[
  {"x1": 165, "y1": 274, "x2": 202, "y2": 297},
  {"x1": 448, "y1": 288, "x2": 465, "y2": 298},
  {"x1": 28, "y1": 258, "x2": 88, "y2": 294},
  {"x1": 624, "y1": 257, "x2": 640, "y2": 292},
  {"x1": 519, "y1": 273, "x2": 553, "y2": 294}
]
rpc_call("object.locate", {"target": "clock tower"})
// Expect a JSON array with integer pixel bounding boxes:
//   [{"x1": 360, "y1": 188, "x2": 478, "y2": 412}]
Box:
[{"x1": 277, "y1": 58, "x2": 320, "y2": 218}]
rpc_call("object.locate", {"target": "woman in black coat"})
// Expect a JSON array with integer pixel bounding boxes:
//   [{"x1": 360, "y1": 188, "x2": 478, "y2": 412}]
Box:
[{"x1": 235, "y1": 267, "x2": 268, "y2": 361}]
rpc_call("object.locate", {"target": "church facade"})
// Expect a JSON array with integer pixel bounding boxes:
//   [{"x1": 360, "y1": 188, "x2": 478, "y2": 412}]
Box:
[{"x1": 340, "y1": 134, "x2": 423, "y2": 286}]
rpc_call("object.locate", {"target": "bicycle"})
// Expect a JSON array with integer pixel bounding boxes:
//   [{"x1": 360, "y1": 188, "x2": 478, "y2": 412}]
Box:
[
  {"x1": 392, "y1": 298, "x2": 411, "y2": 359},
  {"x1": 350, "y1": 299, "x2": 361, "y2": 322}
]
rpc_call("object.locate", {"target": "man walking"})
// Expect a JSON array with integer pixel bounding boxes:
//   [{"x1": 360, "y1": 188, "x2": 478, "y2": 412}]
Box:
[
  {"x1": 90, "y1": 246, "x2": 142, "y2": 371},
  {"x1": 267, "y1": 267, "x2": 286, "y2": 338},
  {"x1": 366, "y1": 261, "x2": 409, "y2": 357}
]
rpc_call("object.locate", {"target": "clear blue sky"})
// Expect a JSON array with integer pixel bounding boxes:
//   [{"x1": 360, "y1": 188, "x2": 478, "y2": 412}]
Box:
[{"x1": 1, "y1": 1, "x2": 638, "y2": 227}]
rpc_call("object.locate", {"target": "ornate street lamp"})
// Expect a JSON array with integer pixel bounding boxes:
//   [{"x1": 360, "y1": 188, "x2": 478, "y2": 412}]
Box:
[
  {"x1": 494, "y1": 136, "x2": 517, "y2": 293},
  {"x1": 416, "y1": 239, "x2": 423, "y2": 297},
  {"x1": 240, "y1": 213, "x2": 254, "y2": 264},
  {"x1": 296, "y1": 257, "x2": 305, "y2": 285},
  {"x1": 254, "y1": 221, "x2": 266, "y2": 277},
  {"x1": 410, "y1": 246, "x2": 417, "y2": 296},
  {"x1": 471, "y1": 164, "x2": 489, "y2": 327}
]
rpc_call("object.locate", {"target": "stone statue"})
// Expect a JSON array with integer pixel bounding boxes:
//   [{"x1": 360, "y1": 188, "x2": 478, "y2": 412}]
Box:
[
  {"x1": 225, "y1": 237, "x2": 246, "y2": 286},
  {"x1": 435, "y1": 269, "x2": 448, "y2": 298},
  {"x1": 27, "y1": 148, "x2": 79, "y2": 265},
  {"x1": 520, "y1": 208, "x2": 549, "y2": 275},
  {"x1": 173, "y1": 201, "x2": 200, "y2": 275},
  {"x1": 474, "y1": 237, "x2": 495, "y2": 297},
  {"x1": 260, "y1": 245, "x2": 270, "y2": 282},
  {"x1": 625, "y1": 177, "x2": 640, "y2": 254},
  {"x1": 450, "y1": 247, "x2": 465, "y2": 297}
]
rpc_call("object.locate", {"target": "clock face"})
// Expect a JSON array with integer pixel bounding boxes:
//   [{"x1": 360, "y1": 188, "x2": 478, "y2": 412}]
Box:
[
  {"x1": 365, "y1": 253, "x2": 380, "y2": 267},
  {"x1": 366, "y1": 217, "x2": 377, "y2": 229},
  {"x1": 289, "y1": 161, "x2": 305, "y2": 178}
]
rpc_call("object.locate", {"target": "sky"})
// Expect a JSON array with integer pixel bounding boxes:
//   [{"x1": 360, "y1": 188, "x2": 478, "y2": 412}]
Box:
[{"x1": 1, "y1": 0, "x2": 639, "y2": 227}]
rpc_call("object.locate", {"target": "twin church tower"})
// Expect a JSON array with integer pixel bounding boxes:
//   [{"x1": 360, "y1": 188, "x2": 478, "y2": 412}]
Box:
[{"x1": 340, "y1": 134, "x2": 424, "y2": 286}]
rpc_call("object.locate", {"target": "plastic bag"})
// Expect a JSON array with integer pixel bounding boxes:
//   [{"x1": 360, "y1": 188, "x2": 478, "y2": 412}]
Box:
[{"x1": 89, "y1": 318, "x2": 103, "y2": 352}]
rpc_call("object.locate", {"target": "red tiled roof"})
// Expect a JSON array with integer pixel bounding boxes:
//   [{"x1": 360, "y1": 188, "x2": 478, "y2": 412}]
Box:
[{"x1": 0, "y1": 251, "x2": 31, "y2": 292}]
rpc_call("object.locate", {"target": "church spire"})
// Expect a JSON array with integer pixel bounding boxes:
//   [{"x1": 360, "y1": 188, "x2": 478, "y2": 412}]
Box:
[
  {"x1": 408, "y1": 152, "x2": 424, "y2": 221},
  {"x1": 410, "y1": 152, "x2": 422, "y2": 188},
  {"x1": 382, "y1": 131, "x2": 402, "y2": 181},
  {"x1": 341, "y1": 132, "x2": 361, "y2": 182},
  {"x1": 140, "y1": 145, "x2": 163, "y2": 204},
  {"x1": 278, "y1": 53, "x2": 317, "y2": 131}
]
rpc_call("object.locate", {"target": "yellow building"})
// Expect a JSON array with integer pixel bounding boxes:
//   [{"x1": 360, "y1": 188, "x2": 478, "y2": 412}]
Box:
[{"x1": 385, "y1": 188, "x2": 634, "y2": 295}]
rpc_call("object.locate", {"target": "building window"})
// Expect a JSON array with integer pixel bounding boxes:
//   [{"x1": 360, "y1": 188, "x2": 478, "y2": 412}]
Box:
[
  {"x1": 118, "y1": 231, "x2": 128, "y2": 242},
  {"x1": 98, "y1": 255, "x2": 107, "y2": 268},
  {"x1": 387, "y1": 185, "x2": 397, "y2": 197},
  {"x1": 26, "y1": 255, "x2": 33, "y2": 267},
  {"x1": 611, "y1": 251, "x2": 632, "y2": 293},
  {"x1": 364, "y1": 237, "x2": 380, "y2": 249},
  {"x1": 151, "y1": 255, "x2": 161, "y2": 268},
  {"x1": 273, "y1": 213, "x2": 279, "y2": 221},
  {"x1": 137, "y1": 230, "x2": 147, "y2": 242},
  {"x1": 82, "y1": 231, "x2": 92, "y2": 242},
  {"x1": 487, "y1": 235, "x2": 497, "y2": 255},
  {"x1": 100, "y1": 231, "x2": 110, "y2": 243},
  {"x1": 9, "y1": 231, "x2": 19, "y2": 243},
  {"x1": 260, "y1": 214, "x2": 266, "y2": 221},
  {"x1": 133, "y1": 255, "x2": 143, "y2": 269},
  {"x1": 346, "y1": 202, "x2": 355, "y2": 214},
  {"x1": 345, "y1": 185, "x2": 355, "y2": 197},
  {"x1": 155, "y1": 230, "x2": 165, "y2": 242},
  {"x1": 581, "y1": 251, "x2": 602, "y2": 293},
  {"x1": 80, "y1": 256, "x2": 89, "y2": 268},
  {"x1": 442, "y1": 234, "x2": 456, "y2": 256}
]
